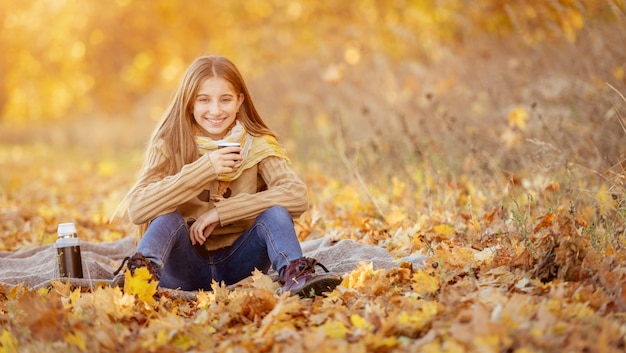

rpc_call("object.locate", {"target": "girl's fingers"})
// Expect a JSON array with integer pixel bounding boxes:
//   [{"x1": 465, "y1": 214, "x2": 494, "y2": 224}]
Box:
[
  {"x1": 189, "y1": 210, "x2": 218, "y2": 245},
  {"x1": 196, "y1": 226, "x2": 205, "y2": 243},
  {"x1": 208, "y1": 150, "x2": 242, "y2": 174},
  {"x1": 190, "y1": 223, "x2": 203, "y2": 245}
]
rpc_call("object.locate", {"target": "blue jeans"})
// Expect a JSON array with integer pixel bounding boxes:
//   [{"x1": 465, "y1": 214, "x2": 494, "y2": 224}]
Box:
[{"x1": 136, "y1": 206, "x2": 303, "y2": 291}]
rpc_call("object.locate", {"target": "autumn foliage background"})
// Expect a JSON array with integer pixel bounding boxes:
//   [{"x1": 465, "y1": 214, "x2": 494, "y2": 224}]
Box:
[{"x1": 1, "y1": 1, "x2": 626, "y2": 352}]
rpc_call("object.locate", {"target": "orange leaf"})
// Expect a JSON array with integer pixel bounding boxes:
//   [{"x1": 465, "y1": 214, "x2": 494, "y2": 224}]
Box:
[{"x1": 533, "y1": 213, "x2": 555, "y2": 233}]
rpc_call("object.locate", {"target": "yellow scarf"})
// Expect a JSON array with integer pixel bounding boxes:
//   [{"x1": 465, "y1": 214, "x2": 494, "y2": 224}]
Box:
[{"x1": 195, "y1": 123, "x2": 289, "y2": 182}]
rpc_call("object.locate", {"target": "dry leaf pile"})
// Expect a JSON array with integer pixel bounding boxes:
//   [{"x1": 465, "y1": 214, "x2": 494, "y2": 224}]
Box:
[{"x1": 1, "y1": 143, "x2": 625, "y2": 353}]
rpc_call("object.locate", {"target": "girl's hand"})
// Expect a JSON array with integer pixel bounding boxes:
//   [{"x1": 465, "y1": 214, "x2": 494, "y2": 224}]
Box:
[
  {"x1": 208, "y1": 147, "x2": 243, "y2": 174},
  {"x1": 189, "y1": 208, "x2": 220, "y2": 245}
]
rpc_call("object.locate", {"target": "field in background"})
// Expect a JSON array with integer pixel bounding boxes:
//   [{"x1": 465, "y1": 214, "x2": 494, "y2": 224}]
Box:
[
  {"x1": 2, "y1": 2, "x2": 626, "y2": 352},
  {"x1": 2, "y1": 19, "x2": 625, "y2": 248}
]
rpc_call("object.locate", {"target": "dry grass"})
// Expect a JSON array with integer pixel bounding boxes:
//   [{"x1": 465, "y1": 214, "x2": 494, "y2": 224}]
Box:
[{"x1": 1, "y1": 21, "x2": 625, "y2": 237}]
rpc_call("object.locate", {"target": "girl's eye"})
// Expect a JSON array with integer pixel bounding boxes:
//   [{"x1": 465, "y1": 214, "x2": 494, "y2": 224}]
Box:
[
  {"x1": 198, "y1": 97, "x2": 209, "y2": 103},
  {"x1": 221, "y1": 98, "x2": 232, "y2": 103}
]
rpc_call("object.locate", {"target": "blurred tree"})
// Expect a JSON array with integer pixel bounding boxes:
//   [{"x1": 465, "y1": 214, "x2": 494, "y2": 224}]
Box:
[{"x1": 0, "y1": 0, "x2": 620, "y2": 123}]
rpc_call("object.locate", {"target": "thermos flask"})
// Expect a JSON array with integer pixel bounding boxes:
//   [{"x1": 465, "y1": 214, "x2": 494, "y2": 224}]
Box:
[{"x1": 55, "y1": 222, "x2": 84, "y2": 278}]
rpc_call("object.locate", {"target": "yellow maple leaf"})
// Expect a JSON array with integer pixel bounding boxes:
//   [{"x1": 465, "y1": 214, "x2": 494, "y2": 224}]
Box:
[
  {"x1": 0, "y1": 330, "x2": 19, "y2": 353},
  {"x1": 64, "y1": 331, "x2": 86, "y2": 351},
  {"x1": 411, "y1": 270, "x2": 440, "y2": 295},
  {"x1": 342, "y1": 261, "x2": 375, "y2": 289},
  {"x1": 341, "y1": 262, "x2": 389, "y2": 295},
  {"x1": 433, "y1": 224, "x2": 453, "y2": 236},
  {"x1": 124, "y1": 267, "x2": 157, "y2": 305},
  {"x1": 320, "y1": 320, "x2": 348, "y2": 339},
  {"x1": 507, "y1": 107, "x2": 529, "y2": 131},
  {"x1": 350, "y1": 313, "x2": 370, "y2": 330}
]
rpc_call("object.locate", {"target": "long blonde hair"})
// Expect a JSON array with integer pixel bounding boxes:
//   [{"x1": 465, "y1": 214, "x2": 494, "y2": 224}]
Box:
[{"x1": 117, "y1": 56, "x2": 276, "y2": 231}]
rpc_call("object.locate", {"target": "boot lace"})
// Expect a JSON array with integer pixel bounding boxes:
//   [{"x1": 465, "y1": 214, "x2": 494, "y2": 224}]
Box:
[
  {"x1": 287, "y1": 257, "x2": 331, "y2": 283},
  {"x1": 113, "y1": 252, "x2": 158, "y2": 280}
]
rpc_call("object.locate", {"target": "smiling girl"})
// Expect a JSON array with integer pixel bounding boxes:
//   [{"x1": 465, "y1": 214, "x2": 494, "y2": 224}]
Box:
[{"x1": 113, "y1": 56, "x2": 341, "y2": 296}]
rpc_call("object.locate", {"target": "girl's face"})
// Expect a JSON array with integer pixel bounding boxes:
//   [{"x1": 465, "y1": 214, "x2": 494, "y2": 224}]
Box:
[{"x1": 193, "y1": 77, "x2": 244, "y2": 139}]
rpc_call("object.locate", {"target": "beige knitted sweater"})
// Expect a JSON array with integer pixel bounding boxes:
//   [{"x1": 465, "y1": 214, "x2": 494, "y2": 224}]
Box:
[{"x1": 126, "y1": 137, "x2": 309, "y2": 250}]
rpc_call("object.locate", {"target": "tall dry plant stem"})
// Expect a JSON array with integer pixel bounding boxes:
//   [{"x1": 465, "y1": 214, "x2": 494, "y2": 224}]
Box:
[
  {"x1": 606, "y1": 82, "x2": 626, "y2": 134},
  {"x1": 333, "y1": 114, "x2": 387, "y2": 220},
  {"x1": 606, "y1": 82, "x2": 626, "y2": 104},
  {"x1": 606, "y1": 82, "x2": 626, "y2": 177}
]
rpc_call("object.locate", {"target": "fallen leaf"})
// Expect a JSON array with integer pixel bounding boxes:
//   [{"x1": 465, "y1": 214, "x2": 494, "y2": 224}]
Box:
[
  {"x1": 508, "y1": 107, "x2": 529, "y2": 130},
  {"x1": 124, "y1": 267, "x2": 158, "y2": 305},
  {"x1": 64, "y1": 331, "x2": 87, "y2": 351},
  {"x1": 0, "y1": 330, "x2": 19, "y2": 353},
  {"x1": 533, "y1": 213, "x2": 556, "y2": 233}
]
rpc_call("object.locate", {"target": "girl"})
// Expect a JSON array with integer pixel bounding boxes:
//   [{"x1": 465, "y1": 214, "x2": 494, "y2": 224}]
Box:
[{"x1": 113, "y1": 55, "x2": 341, "y2": 297}]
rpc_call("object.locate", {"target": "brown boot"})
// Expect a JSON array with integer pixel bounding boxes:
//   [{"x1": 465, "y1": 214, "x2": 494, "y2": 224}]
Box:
[
  {"x1": 278, "y1": 257, "x2": 342, "y2": 297},
  {"x1": 110, "y1": 252, "x2": 159, "y2": 288}
]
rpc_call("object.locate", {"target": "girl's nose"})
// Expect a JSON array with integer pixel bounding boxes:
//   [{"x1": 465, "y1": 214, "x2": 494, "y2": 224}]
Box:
[{"x1": 208, "y1": 101, "x2": 220, "y2": 114}]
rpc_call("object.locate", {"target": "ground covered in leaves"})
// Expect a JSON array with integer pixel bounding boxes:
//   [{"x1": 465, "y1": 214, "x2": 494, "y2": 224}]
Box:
[{"x1": 1, "y1": 138, "x2": 625, "y2": 353}]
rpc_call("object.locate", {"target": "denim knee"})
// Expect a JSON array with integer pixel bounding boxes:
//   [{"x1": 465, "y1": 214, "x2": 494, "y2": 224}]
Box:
[
  {"x1": 138, "y1": 210, "x2": 188, "y2": 270},
  {"x1": 149, "y1": 210, "x2": 185, "y2": 227},
  {"x1": 259, "y1": 206, "x2": 294, "y2": 227}
]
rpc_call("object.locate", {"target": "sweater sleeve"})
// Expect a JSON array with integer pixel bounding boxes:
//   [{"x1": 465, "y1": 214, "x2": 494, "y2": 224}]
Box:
[
  {"x1": 127, "y1": 147, "x2": 218, "y2": 225},
  {"x1": 214, "y1": 156, "x2": 309, "y2": 225}
]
